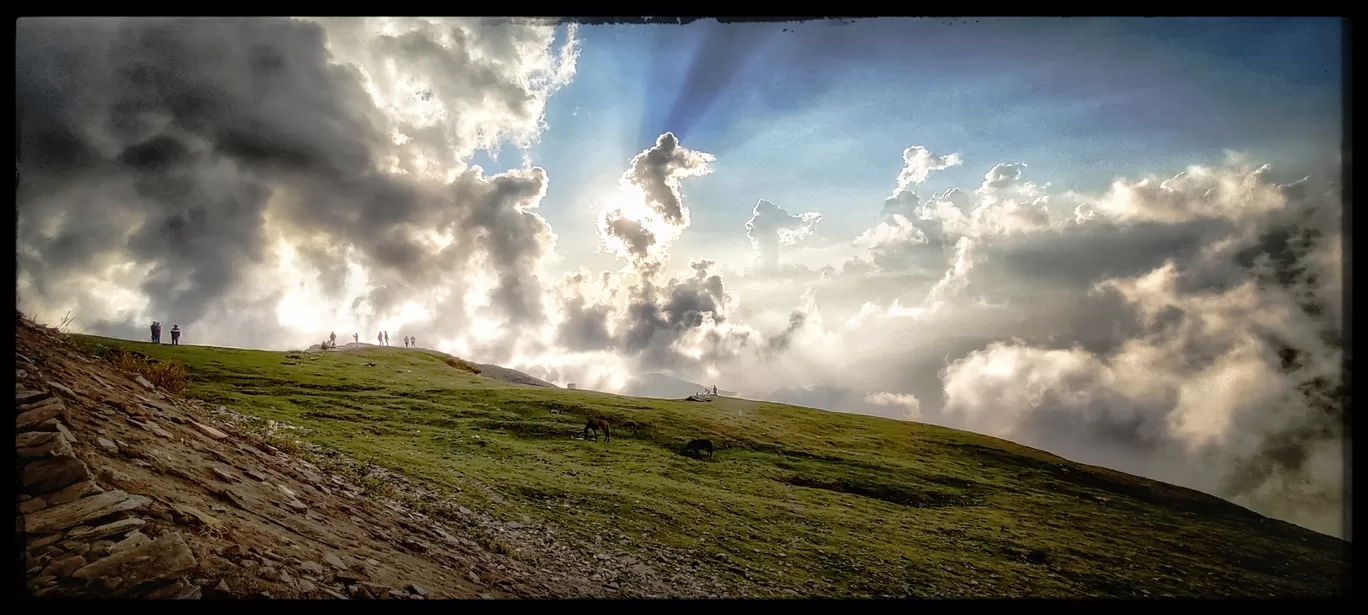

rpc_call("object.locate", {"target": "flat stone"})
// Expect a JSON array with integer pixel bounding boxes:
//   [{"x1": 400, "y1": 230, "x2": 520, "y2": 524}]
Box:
[
  {"x1": 246, "y1": 470, "x2": 268, "y2": 482},
  {"x1": 300, "y1": 561, "x2": 326, "y2": 575},
  {"x1": 98, "y1": 437, "x2": 120, "y2": 454},
  {"x1": 17, "y1": 430, "x2": 74, "y2": 459},
  {"x1": 26, "y1": 533, "x2": 65, "y2": 551},
  {"x1": 299, "y1": 579, "x2": 317, "y2": 593},
  {"x1": 284, "y1": 498, "x2": 308, "y2": 512},
  {"x1": 215, "y1": 579, "x2": 231, "y2": 593},
  {"x1": 407, "y1": 583, "x2": 428, "y2": 596},
  {"x1": 190, "y1": 421, "x2": 228, "y2": 440},
  {"x1": 319, "y1": 587, "x2": 349, "y2": 599},
  {"x1": 23, "y1": 455, "x2": 91, "y2": 493},
  {"x1": 26, "y1": 491, "x2": 151, "y2": 535},
  {"x1": 17, "y1": 397, "x2": 68, "y2": 430},
  {"x1": 72, "y1": 532, "x2": 198, "y2": 590},
  {"x1": 279, "y1": 570, "x2": 296, "y2": 586},
  {"x1": 16, "y1": 389, "x2": 52, "y2": 406},
  {"x1": 47, "y1": 381, "x2": 78, "y2": 399},
  {"x1": 323, "y1": 553, "x2": 349, "y2": 571},
  {"x1": 48, "y1": 480, "x2": 102, "y2": 506},
  {"x1": 109, "y1": 530, "x2": 151, "y2": 554},
  {"x1": 20, "y1": 497, "x2": 48, "y2": 513},
  {"x1": 335, "y1": 570, "x2": 363, "y2": 586},
  {"x1": 40, "y1": 554, "x2": 87, "y2": 578},
  {"x1": 148, "y1": 422, "x2": 174, "y2": 439},
  {"x1": 276, "y1": 483, "x2": 299, "y2": 498},
  {"x1": 211, "y1": 467, "x2": 239, "y2": 483},
  {"x1": 91, "y1": 540, "x2": 116, "y2": 556},
  {"x1": 145, "y1": 578, "x2": 203, "y2": 599},
  {"x1": 135, "y1": 375, "x2": 156, "y2": 391}
]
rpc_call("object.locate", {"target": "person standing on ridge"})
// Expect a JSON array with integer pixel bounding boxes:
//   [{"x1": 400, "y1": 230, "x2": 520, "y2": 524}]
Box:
[
  {"x1": 353, "y1": 333, "x2": 359, "y2": 344},
  {"x1": 377, "y1": 332, "x2": 383, "y2": 345},
  {"x1": 150, "y1": 321, "x2": 158, "y2": 343},
  {"x1": 383, "y1": 331, "x2": 389, "y2": 346},
  {"x1": 329, "y1": 331, "x2": 336, "y2": 349},
  {"x1": 170, "y1": 324, "x2": 181, "y2": 346},
  {"x1": 411, "y1": 336, "x2": 417, "y2": 348}
]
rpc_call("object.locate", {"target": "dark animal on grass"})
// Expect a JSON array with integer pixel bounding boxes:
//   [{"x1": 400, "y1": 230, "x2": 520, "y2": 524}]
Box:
[
  {"x1": 683, "y1": 439, "x2": 713, "y2": 459},
  {"x1": 584, "y1": 418, "x2": 610, "y2": 442},
  {"x1": 622, "y1": 421, "x2": 639, "y2": 435}
]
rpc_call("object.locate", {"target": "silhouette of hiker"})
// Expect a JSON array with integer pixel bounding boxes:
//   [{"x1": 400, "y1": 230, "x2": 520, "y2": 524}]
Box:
[
  {"x1": 353, "y1": 333, "x2": 359, "y2": 344},
  {"x1": 170, "y1": 324, "x2": 181, "y2": 346},
  {"x1": 383, "y1": 331, "x2": 389, "y2": 346},
  {"x1": 150, "y1": 321, "x2": 158, "y2": 343},
  {"x1": 330, "y1": 331, "x2": 336, "y2": 348},
  {"x1": 411, "y1": 336, "x2": 417, "y2": 348},
  {"x1": 713, "y1": 385, "x2": 718, "y2": 395},
  {"x1": 377, "y1": 332, "x2": 383, "y2": 345}
]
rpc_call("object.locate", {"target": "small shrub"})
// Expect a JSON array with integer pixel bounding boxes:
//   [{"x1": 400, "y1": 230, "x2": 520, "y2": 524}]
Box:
[
  {"x1": 107, "y1": 350, "x2": 189, "y2": 394},
  {"x1": 445, "y1": 357, "x2": 482, "y2": 374}
]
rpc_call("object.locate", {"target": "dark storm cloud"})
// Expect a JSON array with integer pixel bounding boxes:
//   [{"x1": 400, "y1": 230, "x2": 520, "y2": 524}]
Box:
[{"x1": 17, "y1": 17, "x2": 566, "y2": 348}]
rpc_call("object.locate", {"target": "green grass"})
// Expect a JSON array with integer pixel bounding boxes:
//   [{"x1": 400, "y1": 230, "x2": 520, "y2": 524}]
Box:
[{"x1": 70, "y1": 335, "x2": 1349, "y2": 598}]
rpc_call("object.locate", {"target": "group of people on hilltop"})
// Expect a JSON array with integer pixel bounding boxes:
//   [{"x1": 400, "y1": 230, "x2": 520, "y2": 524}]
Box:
[
  {"x1": 323, "y1": 330, "x2": 419, "y2": 349},
  {"x1": 149, "y1": 321, "x2": 182, "y2": 345}
]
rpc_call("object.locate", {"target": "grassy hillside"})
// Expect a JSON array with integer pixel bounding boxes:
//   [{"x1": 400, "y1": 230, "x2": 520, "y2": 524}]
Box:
[{"x1": 68, "y1": 335, "x2": 1349, "y2": 598}]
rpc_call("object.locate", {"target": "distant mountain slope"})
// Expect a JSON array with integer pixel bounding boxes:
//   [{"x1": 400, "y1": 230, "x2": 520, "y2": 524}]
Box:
[{"x1": 620, "y1": 373, "x2": 735, "y2": 399}]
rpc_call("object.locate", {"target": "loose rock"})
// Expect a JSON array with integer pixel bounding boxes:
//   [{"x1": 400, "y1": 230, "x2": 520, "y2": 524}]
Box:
[
  {"x1": 145, "y1": 578, "x2": 203, "y2": 599},
  {"x1": 47, "y1": 381, "x2": 78, "y2": 399},
  {"x1": 323, "y1": 553, "x2": 349, "y2": 571},
  {"x1": 17, "y1": 429, "x2": 74, "y2": 458},
  {"x1": 109, "y1": 530, "x2": 152, "y2": 554},
  {"x1": 211, "y1": 467, "x2": 239, "y2": 483},
  {"x1": 17, "y1": 397, "x2": 68, "y2": 430},
  {"x1": 20, "y1": 498, "x2": 48, "y2": 513},
  {"x1": 72, "y1": 532, "x2": 199, "y2": 591},
  {"x1": 23, "y1": 455, "x2": 92, "y2": 494},
  {"x1": 97, "y1": 437, "x2": 120, "y2": 454},
  {"x1": 47, "y1": 480, "x2": 102, "y2": 506},
  {"x1": 190, "y1": 420, "x2": 229, "y2": 440},
  {"x1": 25, "y1": 490, "x2": 151, "y2": 535},
  {"x1": 40, "y1": 555, "x2": 88, "y2": 579}
]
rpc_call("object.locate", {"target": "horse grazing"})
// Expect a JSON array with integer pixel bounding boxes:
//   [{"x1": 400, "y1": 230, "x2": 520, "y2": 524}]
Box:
[
  {"x1": 583, "y1": 418, "x2": 610, "y2": 442},
  {"x1": 682, "y1": 438, "x2": 714, "y2": 459}
]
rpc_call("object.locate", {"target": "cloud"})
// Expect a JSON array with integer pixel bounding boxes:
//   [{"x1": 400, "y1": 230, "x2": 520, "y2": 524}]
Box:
[
  {"x1": 17, "y1": 17, "x2": 578, "y2": 357},
  {"x1": 596, "y1": 132, "x2": 715, "y2": 274},
  {"x1": 882, "y1": 145, "x2": 963, "y2": 219},
  {"x1": 744, "y1": 199, "x2": 824, "y2": 267},
  {"x1": 936, "y1": 166, "x2": 1344, "y2": 536},
  {"x1": 863, "y1": 391, "x2": 923, "y2": 420}
]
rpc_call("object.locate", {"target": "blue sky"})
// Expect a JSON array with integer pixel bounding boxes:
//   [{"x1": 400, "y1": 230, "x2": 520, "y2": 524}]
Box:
[{"x1": 473, "y1": 17, "x2": 1344, "y2": 271}]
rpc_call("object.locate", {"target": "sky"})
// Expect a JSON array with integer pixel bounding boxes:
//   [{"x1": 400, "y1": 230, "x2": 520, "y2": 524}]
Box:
[{"x1": 15, "y1": 17, "x2": 1346, "y2": 539}]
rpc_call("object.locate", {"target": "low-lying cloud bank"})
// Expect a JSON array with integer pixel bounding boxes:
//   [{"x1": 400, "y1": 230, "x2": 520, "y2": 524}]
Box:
[{"x1": 17, "y1": 17, "x2": 1345, "y2": 538}]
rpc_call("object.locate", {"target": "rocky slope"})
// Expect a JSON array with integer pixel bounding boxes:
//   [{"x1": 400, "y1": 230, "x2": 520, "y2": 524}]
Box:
[{"x1": 15, "y1": 315, "x2": 694, "y2": 599}]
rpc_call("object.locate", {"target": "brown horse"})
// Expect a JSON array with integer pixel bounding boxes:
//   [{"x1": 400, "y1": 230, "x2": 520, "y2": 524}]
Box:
[{"x1": 583, "y1": 418, "x2": 610, "y2": 442}]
